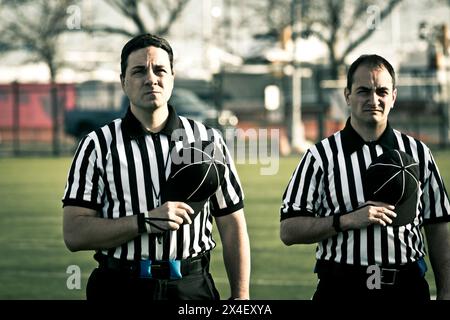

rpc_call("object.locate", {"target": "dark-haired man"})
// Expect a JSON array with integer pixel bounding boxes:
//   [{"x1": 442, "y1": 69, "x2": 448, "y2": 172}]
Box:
[
  {"x1": 63, "y1": 34, "x2": 250, "y2": 300},
  {"x1": 280, "y1": 54, "x2": 450, "y2": 300}
]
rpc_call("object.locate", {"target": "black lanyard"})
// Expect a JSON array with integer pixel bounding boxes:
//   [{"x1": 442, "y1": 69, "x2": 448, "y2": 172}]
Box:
[{"x1": 150, "y1": 132, "x2": 172, "y2": 207}]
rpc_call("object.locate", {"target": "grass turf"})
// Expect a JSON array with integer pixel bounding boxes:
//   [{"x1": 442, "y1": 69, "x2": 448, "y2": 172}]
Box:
[{"x1": 0, "y1": 150, "x2": 449, "y2": 299}]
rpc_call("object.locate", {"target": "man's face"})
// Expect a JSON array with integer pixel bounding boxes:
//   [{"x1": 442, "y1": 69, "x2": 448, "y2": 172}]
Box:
[
  {"x1": 344, "y1": 65, "x2": 397, "y2": 127},
  {"x1": 121, "y1": 46, "x2": 174, "y2": 112}
]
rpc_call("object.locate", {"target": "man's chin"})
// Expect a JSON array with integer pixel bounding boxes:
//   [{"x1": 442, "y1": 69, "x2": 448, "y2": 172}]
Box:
[
  {"x1": 363, "y1": 115, "x2": 386, "y2": 126},
  {"x1": 134, "y1": 100, "x2": 165, "y2": 110}
]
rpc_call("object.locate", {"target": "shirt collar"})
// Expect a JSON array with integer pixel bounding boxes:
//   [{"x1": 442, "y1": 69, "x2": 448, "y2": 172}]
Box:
[
  {"x1": 121, "y1": 104, "x2": 182, "y2": 139},
  {"x1": 340, "y1": 117, "x2": 398, "y2": 156}
]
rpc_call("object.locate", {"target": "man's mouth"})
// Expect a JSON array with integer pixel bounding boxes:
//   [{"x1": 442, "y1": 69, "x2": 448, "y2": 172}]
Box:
[{"x1": 364, "y1": 107, "x2": 383, "y2": 113}]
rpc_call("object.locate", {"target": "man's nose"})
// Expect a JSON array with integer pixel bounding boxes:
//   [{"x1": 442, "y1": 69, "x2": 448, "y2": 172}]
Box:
[
  {"x1": 369, "y1": 92, "x2": 380, "y2": 106},
  {"x1": 144, "y1": 69, "x2": 157, "y2": 84}
]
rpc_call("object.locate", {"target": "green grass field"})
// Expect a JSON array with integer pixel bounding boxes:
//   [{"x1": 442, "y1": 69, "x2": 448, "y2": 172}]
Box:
[{"x1": 0, "y1": 150, "x2": 449, "y2": 299}]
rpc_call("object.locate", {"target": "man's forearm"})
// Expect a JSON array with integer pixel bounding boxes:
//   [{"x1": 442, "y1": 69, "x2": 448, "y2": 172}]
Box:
[
  {"x1": 425, "y1": 223, "x2": 450, "y2": 300},
  {"x1": 222, "y1": 229, "x2": 251, "y2": 299},
  {"x1": 63, "y1": 206, "x2": 140, "y2": 251},
  {"x1": 280, "y1": 215, "x2": 337, "y2": 245},
  {"x1": 280, "y1": 203, "x2": 397, "y2": 245},
  {"x1": 435, "y1": 265, "x2": 450, "y2": 300},
  {"x1": 216, "y1": 210, "x2": 251, "y2": 299}
]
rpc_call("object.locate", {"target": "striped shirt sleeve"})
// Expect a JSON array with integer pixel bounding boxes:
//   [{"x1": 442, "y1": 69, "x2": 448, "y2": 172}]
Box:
[
  {"x1": 421, "y1": 148, "x2": 450, "y2": 224},
  {"x1": 62, "y1": 134, "x2": 103, "y2": 211},
  {"x1": 280, "y1": 150, "x2": 323, "y2": 221},
  {"x1": 209, "y1": 130, "x2": 244, "y2": 217}
]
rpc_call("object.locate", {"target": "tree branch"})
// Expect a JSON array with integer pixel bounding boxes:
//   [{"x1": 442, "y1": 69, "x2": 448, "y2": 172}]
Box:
[
  {"x1": 157, "y1": 0, "x2": 190, "y2": 35},
  {"x1": 0, "y1": 0, "x2": 69, "y2": 81},
  {"x1": 342, "y1": 1, "x2": 371, "y2": 36},
  {"x1": 97, "y1": 0, "x2": 191, "y2": 36},
  {"x1": 104, "y1": 0, "x2": 146, "y2": 33},
  {"x1": 83, "y1": 25, "x2": 136, "y2": 37},
  {"x1": 307, "y1": 28, "x2": 328, "y2": 43},
  {"x1": 340, "y1": 0, "x2": 402, "y2": 59},
  {"x1": 144, "y1": 0, "x2": 161, "y2": 30},
  {"x1": 105, "y1": 0, "x2": 135, "y2": 17}
]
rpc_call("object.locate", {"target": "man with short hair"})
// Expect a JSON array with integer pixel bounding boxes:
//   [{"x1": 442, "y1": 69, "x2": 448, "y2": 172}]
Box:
[
  {"x1": 63, "y1": 34, "x2": 250, "y2": 300},
  {"x1": 280, "y1": 54, "x2": 450, "y2": 300}
]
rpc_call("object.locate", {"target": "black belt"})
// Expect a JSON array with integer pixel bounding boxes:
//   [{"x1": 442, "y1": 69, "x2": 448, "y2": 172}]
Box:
[
  {"x1": 95, "y1": 252, "x2": 210, "y2": 280},
  {"x1": 315, "y1": 259, "x2": 424, "y2": 286}
]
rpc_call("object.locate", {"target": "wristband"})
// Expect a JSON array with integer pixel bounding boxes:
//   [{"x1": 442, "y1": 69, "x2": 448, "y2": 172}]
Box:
[
  {"x1": 138, "y1": 213, "x2": 171, "y2": 234},
  {"x1": 137, "y1": 212, "x2": 154, "y2": 234},
  {"x1": 333, "y1": 214, "x2": 342, "y2": 233},
  {"x1": 137, "y1": 213, "x2": 148, "y2": 234}
]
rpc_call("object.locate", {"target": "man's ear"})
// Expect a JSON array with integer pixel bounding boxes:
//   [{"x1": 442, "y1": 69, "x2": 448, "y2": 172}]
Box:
[
  {"x1": 120, "y1": 74, "x2": 125, "y2": 91},
  {"x1": 392, "y1": 87, "x2": 397, "y2": 104},
  {"x1": 344, "y1": 87, "x2": 350, "y2": 105}
]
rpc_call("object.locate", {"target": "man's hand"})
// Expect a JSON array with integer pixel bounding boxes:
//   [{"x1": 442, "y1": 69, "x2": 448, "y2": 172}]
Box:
[
  {"x1": 341, "y1": 201, "x2": 397, "y2": 230},
  {"x1": 146, "y1": 201, "x2": 194, "y2": 232}
]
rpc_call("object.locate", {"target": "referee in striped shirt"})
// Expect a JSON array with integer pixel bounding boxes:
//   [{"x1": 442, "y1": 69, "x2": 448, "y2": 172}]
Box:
[
  {"x1": 280, "y1": 54, "x2": 450, "y2": 300},
  {"x1": 62, "y1": 34, "x2": 250, "y2": 300}
]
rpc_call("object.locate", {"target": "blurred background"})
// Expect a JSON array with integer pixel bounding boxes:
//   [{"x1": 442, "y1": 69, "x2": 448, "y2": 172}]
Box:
[{"x1": 0, "y1": 0, "x2": 450, "y2": 300}]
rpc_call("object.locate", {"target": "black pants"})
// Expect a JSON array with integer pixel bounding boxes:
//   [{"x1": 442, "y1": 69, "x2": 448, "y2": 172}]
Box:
[
  {"x1": 86, "y1": 267, "x2": 220, "y2": 300},
  {"x1": 312, "y1": 265, "x2": 430, "y2": 301}
]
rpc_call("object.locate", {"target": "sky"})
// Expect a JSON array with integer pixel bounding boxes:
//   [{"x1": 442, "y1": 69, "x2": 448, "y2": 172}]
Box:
[{"x1": 0, "y1": 0, "x2": 449, "y2": 83}]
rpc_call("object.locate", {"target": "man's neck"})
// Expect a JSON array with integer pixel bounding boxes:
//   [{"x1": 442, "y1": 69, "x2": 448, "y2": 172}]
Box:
[
  {"x1": 350, "y1": 118, "x2": 387, "y2": 142},
  {"x1": 131, "y1": 104, "x2": 169, "y2": 133}
]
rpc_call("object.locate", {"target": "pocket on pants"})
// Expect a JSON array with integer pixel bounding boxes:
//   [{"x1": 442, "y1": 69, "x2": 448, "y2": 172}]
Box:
[
  {"x1": 169, "y1": 271, "x2": 220, "y2": 300},
  {"x1": 86, "y1": 268, "x2": 136, "y2": 300}
]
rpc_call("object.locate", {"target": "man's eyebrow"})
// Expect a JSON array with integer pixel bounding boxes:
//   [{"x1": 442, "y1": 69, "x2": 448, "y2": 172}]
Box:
[
  {"x1": 131, "y1": 64, "x2": 167, "y2": 69},
  {"x1": 130, "y1": 65, "x2": 146, "y2": 70},
  {"x1": 152, "y1": 64, "x2": 168, "y2": 69},
  {"x1": 355, "y1": 85, "x2": 390, "y2": 91}
]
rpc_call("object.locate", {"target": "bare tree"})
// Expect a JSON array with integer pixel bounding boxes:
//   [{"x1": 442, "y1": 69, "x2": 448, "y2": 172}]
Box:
[
  {"x1": 85, "y1": 0, "x2": 191, "y2": 37},
  {"x1": 244, "y1": 0, "x2": 403, "y2": 78},
  {"x1": 0, "y1": 0, "x2": 77, "y2": 82},
  {"x1": 0, "y1": 0, "x2": 78, "y2": 155}
]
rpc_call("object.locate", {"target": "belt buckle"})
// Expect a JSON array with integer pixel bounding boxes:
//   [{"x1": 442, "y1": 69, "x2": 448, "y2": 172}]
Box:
[
  {"x1": 139, "y1": 260, "x2": 182, "y2": 280},
  {"x1": 380, "y1": 268, "x2": 398, "y2": 285}
]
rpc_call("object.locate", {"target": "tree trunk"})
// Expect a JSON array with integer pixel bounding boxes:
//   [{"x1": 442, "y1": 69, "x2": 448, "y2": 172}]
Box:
[
  {"x1": 49, "y1": 62, "x2": 56, "y2": 83},
  {"x1": 50, "y1": 81, "x2": 60, "y2": 156},
  {"x1": 48, "y1": 62, "x2": 60, "y2": 155},
  {"x1": 328, "y1": 42, "x2": 339, "y2": 80}
]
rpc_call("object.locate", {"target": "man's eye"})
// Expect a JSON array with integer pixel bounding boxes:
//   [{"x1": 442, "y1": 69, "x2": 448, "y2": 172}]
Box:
[{"x1": 376, "y1": 90, "x2": 388, "y2": 96}]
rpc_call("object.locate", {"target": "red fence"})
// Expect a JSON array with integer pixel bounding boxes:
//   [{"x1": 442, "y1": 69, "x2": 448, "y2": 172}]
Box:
[{"x1": 0, "y1": 82, "x2": 76, "y2": 155}]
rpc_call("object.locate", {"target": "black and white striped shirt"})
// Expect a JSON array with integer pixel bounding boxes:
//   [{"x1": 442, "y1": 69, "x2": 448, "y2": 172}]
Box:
[
  {"x1": 281, "y1": 119, "x2": 450, "y2": 266},
  {"x1": 63, "y1": 105, "x2": 244, "y2": 261}
]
